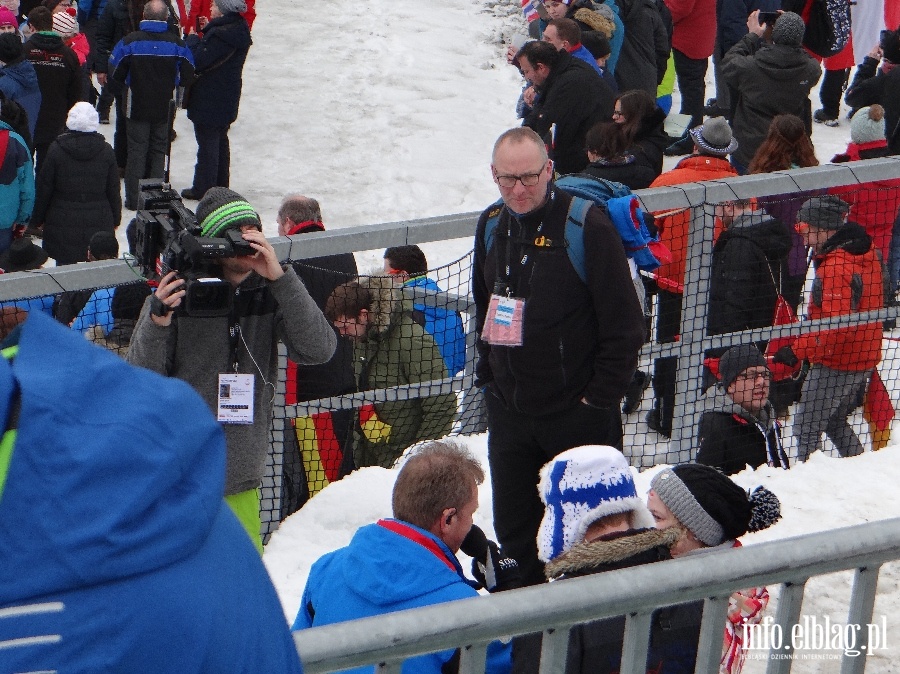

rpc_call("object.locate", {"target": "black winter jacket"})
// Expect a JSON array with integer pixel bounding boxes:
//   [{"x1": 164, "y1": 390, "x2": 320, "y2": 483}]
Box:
[
  {"x1": 523, "y1": 50, "x2": 614, "y2": 176},
  {"x1": 32, "y1": 132, "x2": 121, "y2": 264},
  {"x1": 613, "y1": 0, "x2": 670, "y2": 96},
  {"x1": 696, "y1": 386, "x2": 788, "y2": 473},
  {"x1": 512, "y1": 528, "x2": 694, "y2": 674},
  {"x1": 581, "y1": 152, "x2": 658, "y2": 189},
  {"x1": 185, "y1": 12, "x2": 251, "y2": 127},
  {"x1": 845, "y1": 57, "x2": 900, "y2": 154},
  {"x1": 24, "y1": 33, "x2": 83, "y2": 147},
  {"x1": 721, "y1": 34, "x2": 821, "y2": 167},
  {"x1": 110, "y1": 20, "x2": 195, "y2": 123},
  {"x1": 95, "y1": 0, "x2": 182, "y2": 72},
  {"x1": 708, "y1": 211, "x2": 792, "y2": 337},
  {"x1": 473, "y1": 187, "x2": 645, "y2": 414}
]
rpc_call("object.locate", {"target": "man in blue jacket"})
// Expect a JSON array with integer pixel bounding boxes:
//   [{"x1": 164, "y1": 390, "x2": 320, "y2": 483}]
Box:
[
  {"x1": 109, "y1": 0, "x2": 194, "y2": 209},
  {"x1": 293, "y1": 441, "x2": 512, "y2": 673},
  {"x1": 0, "y1": 311, "x2": 303, "y2": 673}
]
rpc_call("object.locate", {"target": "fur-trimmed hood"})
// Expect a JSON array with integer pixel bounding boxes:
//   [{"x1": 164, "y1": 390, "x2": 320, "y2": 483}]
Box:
[
  {"x1": 573, "y1": 7, "x2": 615, "y2": 37},
  {"x1": 545, "y1": 526, "x2": 680, "y2": 579},
  {"x1": 358, "y1": 275, "x2": 409, "y2": 339}
]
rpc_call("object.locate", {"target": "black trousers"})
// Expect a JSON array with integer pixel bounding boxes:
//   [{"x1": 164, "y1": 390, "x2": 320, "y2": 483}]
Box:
[
  {"x1": 486, "y1": 391, "x2": 624, "y2": 587},
  {"x1": 673, "y1": 49, "x2": 708, "y2": 130},
  {"x1": 651, "y1": 289, "x2": 682, "y2": 429},
  {"x1": 191, "y1": 122, "x2": 231, "y2": 197},
  {"x1": 819, "y1": 67, "x2": 849, "y2": 118}
]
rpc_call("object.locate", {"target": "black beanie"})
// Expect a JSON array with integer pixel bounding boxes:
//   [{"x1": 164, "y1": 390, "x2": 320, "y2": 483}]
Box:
[
  {"x1": 883, "y1": 29, "x2": 900, "y2": 64},
  {"x1": 0, "y1": 33, "x2": 23, "y2": 64},
  {"x1": 719, "y1": 344, "x2": 767, "y2": 389}
]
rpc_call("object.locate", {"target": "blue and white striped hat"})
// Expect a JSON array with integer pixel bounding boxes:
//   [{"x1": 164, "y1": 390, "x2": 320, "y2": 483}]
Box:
[{"x1": 537, "y1": 445, "x2": 654, "y2": 562}]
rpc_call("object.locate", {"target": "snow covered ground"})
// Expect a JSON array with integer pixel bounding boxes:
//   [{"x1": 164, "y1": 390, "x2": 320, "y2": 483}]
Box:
[{"x1": 89, "y1": 0, "x2": 900, "y2": 667}]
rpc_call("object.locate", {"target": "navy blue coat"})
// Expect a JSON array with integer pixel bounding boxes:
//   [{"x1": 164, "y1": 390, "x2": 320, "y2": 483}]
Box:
[{"x1": 185, "y1": 12, "x2": 251, "y2": 127}]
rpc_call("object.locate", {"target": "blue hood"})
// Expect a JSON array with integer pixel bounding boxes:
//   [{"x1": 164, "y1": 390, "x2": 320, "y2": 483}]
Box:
[{"x1": 0, "y1": 311, "x2": 225, "y2": 604}]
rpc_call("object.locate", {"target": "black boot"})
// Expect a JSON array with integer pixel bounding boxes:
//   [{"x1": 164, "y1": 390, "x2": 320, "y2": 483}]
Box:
[{"x1": 622, "y1": 370, "x2": 650, "y2": 414}]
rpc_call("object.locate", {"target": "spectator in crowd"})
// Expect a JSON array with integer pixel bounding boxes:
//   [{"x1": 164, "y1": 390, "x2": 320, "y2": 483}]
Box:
[
  {"x1": 580, "y1": 29, "x2": 617, "y2": 91},
  {"x1": 707, "y1": 197, "x2": 791, "y2": 340},
  {"x1": 721, "y1": 10, "x2": 821, "y2": 173},
  {"x1": 772, "y1": 196, "x2": 884, "y2": 461},
  {"x1": 845, "y1": 32, "x2": 900, "y2": 155},
  {"x1": 697, "y1": 344, "x2": 789, "y2": 474},
  {"x1": 646, "y1": 117, "x2": 739, "y2": 437},
  {"x1": 663, "y1": 0, "x2": 715, "y2": 155},
  {"x1": 612, "y1": 88, "x2": 668, "y2": 175},
  {"x1": 324, "y1": 276, "x2": 456, "y2": 470},
  {"x1": 52, "y1": 7, "x2": 88, "y2": 65},
  {"x1": 184, "y1": 0, "x2": 253, "y2": 34},
  {"x1": 293, "y1": 440, "x2": 512, "y2": 674},
  {"x1": 582, "y1": 120, "x2": 659, "y2": 189},
  {"x1": 648, "y1": 464, "x2": 781, "y2": 674},
  {"x1": 383, "y1": 244, "x2": 467, "y2": 377},
  {"x1": 30, "y1": 102, "x2": 119, "y2": 264},
  {"x1": 0, "y1": 311, "x2": 304, "y2": 673},
  {"x1": 708, "y1": 0, "x2": 779, "y2": 119},
  {"x1": 95, "y1": 0, "x2": 181, "y2": 173},
  {"x1": 748, "y1": 114, "x2": 821, "y2": 311},
  {"x1": 830, "y1": 104, "x2": 900, "y2": 276},
  {"x1": 0, "y1": 95, "x2": 33, "y2": 255},
  {"x1": 277, "y1": 194, "x2": 358, "y2": 511},
  {"x1": 127, "y1": 187, "x2": 337, "y2": 552},
  {"x1": 474, "y1": 127, "x2": 644, "y2": 585},
  {"x1": 68, "y1": 231, "x2": 154, "y2": 357},
  {"x1": 109, "y1": 0, "x2": 194, "y2": 210},
  {"x1": 76, "y1": 0, "x2": 113, "y2": 117},
  {"x1": 512, "y1": 445, "x2": 678, "y2": 673},
  {"x1": 542, "y1": 18, "x2": 603, "y2": 77},
  {"x1": 613, "y1": 0, "x2": 669, "y2": 98},
  {"x1": 0, "y1": 234, "x2": 45, "y2": 273},
  {"x1": 518, "y1": 39, "x2": 614, "y2": 176},
  {"x1": 0, "y1": 5, "x2": 16, "y2": 31},
  {"x1": 0, "y1": 32, "x2": 41, "y2": 143},
  {"x1": 23, "y1": 5, "x2": 82, "y2": 171},
  {"x1": 180, "y1": 0, "x2": 251, "y2": 202},
  {"x1": 813, "y1": 41, "x2": 854, "y2": 127}
]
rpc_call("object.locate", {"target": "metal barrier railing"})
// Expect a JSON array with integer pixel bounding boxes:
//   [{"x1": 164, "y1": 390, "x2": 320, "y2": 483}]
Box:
[{"x1": 292, "y1": 517, "x2": 900, "y2": 674}]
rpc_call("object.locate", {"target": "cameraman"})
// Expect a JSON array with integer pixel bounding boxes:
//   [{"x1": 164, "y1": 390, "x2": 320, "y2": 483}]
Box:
[{"x1": 127, "y1": 188, "x2": 336, "y2": 553}]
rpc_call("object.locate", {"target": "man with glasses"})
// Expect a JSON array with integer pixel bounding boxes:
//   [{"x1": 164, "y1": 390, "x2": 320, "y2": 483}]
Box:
[
  {"x1": 517, "y1": 39, "x2": 612, "y2": 175},
  {"x1": 696, "y1": 344, "x2": 788, "y2": 474},
  {"x1": 473, "y1": 126, "x2": 645, "y2": 586}
]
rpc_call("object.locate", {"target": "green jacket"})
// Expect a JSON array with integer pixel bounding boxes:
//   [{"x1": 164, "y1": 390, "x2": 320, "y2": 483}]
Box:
[{"x1": 352, "y1": 276, "x2": 456, "y2": 468}]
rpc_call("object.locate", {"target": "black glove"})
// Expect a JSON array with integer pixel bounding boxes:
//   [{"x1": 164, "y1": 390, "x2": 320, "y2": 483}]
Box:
[
  {"x1": 772, "y1": 345, "x2": 799, "y2": 367},
  {"x1": 460, "y1": 525, "x2": 521, "y2": 593}
]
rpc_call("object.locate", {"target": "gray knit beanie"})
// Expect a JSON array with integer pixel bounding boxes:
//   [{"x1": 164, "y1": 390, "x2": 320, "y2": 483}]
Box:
[
  {"x1": 797, "y1": 195, "x2": 850, "y2": 231},
  {"x1": 772, "y1": 12, "x2": 805, "y2": 47},
  {"x1": 213, "y1": 0, "x2": 246, "y2": 14},
  {"x1": 718, "y1": 344, "x2": 768, "y2": 390},
  {"x1": 195, "y1": 187, "x2": 261, "y2": 237},
  {"x1": 850, "y1": 105, "x2": 886, "y2": 145}
]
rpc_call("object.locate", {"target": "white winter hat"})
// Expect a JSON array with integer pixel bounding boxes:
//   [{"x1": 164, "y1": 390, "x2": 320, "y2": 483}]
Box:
[
  {"x1": 66, "y1": 102, "x2": 99, "y2": 133},
  {"x1": 537, "y1": 445, "x2": 654, "y2": 562}
]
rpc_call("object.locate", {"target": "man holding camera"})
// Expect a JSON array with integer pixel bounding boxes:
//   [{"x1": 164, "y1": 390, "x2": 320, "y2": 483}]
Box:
[{"x1": 127, "y1": 187, "x2": 337, "y2": 553}]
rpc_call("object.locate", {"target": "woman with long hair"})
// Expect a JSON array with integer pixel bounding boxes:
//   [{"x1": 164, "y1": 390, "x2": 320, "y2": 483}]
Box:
[
  {"x1": 747, "y1": 115, "x2": 820, "y2": 311},
  {"x1": 613, "y1": 89, "x2": 669, "y2": 176}
]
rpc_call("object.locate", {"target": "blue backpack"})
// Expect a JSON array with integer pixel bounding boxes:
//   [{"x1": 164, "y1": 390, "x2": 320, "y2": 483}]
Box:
[{"x1": 483, "y1": 175, "x2": 661, "y2": 284}]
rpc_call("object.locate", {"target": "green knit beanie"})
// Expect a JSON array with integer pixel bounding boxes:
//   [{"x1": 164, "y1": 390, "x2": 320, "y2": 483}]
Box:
[{"x1": 195, "y1": 187, "x2": 261, "y2": 237}]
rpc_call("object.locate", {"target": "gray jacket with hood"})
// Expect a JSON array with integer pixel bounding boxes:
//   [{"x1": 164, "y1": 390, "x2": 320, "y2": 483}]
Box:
[{"x1": 127, "y1": 266, "x2": 336, "y2": 495}]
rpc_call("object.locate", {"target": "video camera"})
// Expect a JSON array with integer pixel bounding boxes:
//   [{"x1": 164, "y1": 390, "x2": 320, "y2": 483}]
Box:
[{"x1": 131, "y1": 181, "x2": 255, "y2": 317}]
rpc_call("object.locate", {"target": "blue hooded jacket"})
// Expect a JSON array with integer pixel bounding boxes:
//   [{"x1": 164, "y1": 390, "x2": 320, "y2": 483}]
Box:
[
  {"x1": 294, "y1": 519, "x2": 511, "y2": 673},
  {"x1": 0, "y1": 59, "x2": 42, "y2": 138},
  {"x1": 0, "y1": 119, "x2": 34, "y2": 229},
  {"x1": 404, "y1": 276, "x2": 466, "y2": 376},
  {"x1": 0, "y1": 312, "x2": 303, "y2": 674}
]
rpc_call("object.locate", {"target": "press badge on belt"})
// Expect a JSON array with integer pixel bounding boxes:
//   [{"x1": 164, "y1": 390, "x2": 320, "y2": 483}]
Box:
[
  {"x1": 217, "y1": 373, "x2": 255, "y2": 424},
  {"x1": 483, "y1": 294, "x2": 525, "y2": 346}
]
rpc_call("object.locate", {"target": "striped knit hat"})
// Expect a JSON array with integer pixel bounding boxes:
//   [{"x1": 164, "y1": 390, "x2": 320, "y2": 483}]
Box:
[{"x1": 195, "y1": 187, "x2": 261, "y2": 237}]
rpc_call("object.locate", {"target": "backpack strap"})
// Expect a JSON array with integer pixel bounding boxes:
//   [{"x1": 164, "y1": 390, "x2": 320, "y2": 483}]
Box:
[
  {"x1": 483, "y1": 198, "x2": 505, "y2": 255},
  {"x1": 564, "y1": 196, "x2": 590, "y2": 284}
]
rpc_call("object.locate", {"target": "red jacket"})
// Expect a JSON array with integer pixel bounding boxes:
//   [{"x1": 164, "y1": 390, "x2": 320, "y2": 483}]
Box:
[
  {"x1": 650, "y1": 154, "x2": 738, "y2": 291},
  {"x1": 185, "y1": 0, "x2": 255, "y2": 33},
  {"x1": 665, "y1": 0, "x2": 716, "y2": 59},
  {"x1": 830, "y1": 140, "x2": 900, "y2": 264},
  {"x1": 793, "y1": 224, "x2": 884, "y2": 371}
]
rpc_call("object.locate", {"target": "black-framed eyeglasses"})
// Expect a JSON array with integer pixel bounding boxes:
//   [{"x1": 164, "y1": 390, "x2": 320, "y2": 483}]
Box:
[
  {"x1": 493, "y1": 166, "x2": 546, "y2": 188},
  {"x1": 734, "y1": 370, "x2": 771, "y2": 383}
]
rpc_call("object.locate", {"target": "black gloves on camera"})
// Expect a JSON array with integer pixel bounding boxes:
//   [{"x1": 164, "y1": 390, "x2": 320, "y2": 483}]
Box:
[{"x1": 460, "y1": 525, "x2": 521, "y2": 593}]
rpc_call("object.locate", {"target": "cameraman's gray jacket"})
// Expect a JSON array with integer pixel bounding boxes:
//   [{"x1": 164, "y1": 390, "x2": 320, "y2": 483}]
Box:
[{"x1": 127, "y1": 267, "x2": 337, "y2": 495}]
